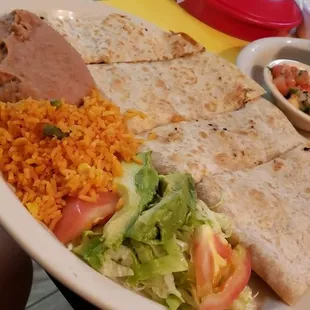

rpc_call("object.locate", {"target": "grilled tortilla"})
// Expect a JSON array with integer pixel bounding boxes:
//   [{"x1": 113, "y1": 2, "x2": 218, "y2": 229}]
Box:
[
  {"x1": 44, "y1": 13, "x2": 204, "y2": 64},
  {"x1": 140, "y1": 98, "x2": 305, "y2": 182},
  {"x1": 196, "y1": 143, "x2": 310, "y2": 305},
  {"x1": 89, "y1": 51, "x2": 265, "y2": 133}
]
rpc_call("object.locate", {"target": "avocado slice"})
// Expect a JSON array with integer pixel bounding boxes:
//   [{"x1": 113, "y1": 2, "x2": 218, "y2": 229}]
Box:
[{"x1": 103, "y1": 152, "x2": 159, "y2": 249}]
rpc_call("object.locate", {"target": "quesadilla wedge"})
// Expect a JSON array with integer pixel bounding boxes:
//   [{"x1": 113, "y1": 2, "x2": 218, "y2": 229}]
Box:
[
  {"x1": 44, "y1": 13, "x2": 204, "y2": 64},
  {"x1": 196, "y1": 143, "x2": 310, "y2": 305},
  {"x1": 89, "y1": 51, "x2": 265, "y2": 133},
  {"x1": 140, "y1": 98, "x2": 305, "y2": 182}
]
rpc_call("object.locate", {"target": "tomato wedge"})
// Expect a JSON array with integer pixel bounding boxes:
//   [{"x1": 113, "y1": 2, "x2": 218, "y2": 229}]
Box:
[
  {"x1": 192, "y1": 225, "x2": 215, "y2": 297},
  {"x1": 271, "y1": 65, "x2": 283, "y2": 78},
  {"x1": 213, "y1": 234, "x2": 232, "y2": 260},
  {"x1": 192, "y1": 225, "x2": 232, "y2": 297},
  {"x1": 273, "y1": 75, "x2": 288, "y2": 96},
  {"x1": 296, "y1": 71, "x2": 309, "y2": 87},
  {"x1": 199, "y1": 245, "x2": 252, "y2": 310},
  {"x1": 53, "y1": 192, "x2": 119, "y2": 244}
]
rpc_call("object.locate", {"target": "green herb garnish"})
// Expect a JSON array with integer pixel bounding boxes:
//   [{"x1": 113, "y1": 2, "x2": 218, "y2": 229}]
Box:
[
  {"x1": 50, "y1": 99, "x2": 62, "y2": 108},
  {"x1": 300, "y1": 106, "x2": 310, "y2": 114},
  {"x1": 298, "y1": 70, "x2": 307, "y2": 76},
  {"x1": 42, "y1": 124, "x2": 69, "y2": 139},
  {"x1": 288, "y1": 88, "x2": 299, "y2": 94}
]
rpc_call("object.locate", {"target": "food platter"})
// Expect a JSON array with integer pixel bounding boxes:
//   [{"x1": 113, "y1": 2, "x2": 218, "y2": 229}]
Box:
[{"x1": 0, "y1": 0, "x2": 309, "y2": 309}]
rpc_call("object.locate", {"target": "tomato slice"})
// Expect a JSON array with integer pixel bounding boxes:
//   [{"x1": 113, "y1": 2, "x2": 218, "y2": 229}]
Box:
[
  {"x1": 296, "y1": 71, "x2": 309, "y2": 87},
  {"x1": 290, "y1": 66, "x2": 299, "y2": 78},
  {"x1": 192, "y1": 225, "x2": 233, "y2": 297},
  {"x1": 53, "y1": 192, "x2": 119, "y2": 244},
  {"x1": 192, "y1": 225, "x2": 215, "y2": 297},
  {"x1": 282, "y1": 65, "x2": 292, "y2": 78},
  {"x1": 271, "y1": 65, "x2": 283, "y2": 78},
  {"x1": 285, "y1": 74, "x2": 296, "y2": 88},
  {"x1": 273, "y1": 75, "x2": 288, "y2": 96},
  {"x1": 199, "y1": 245, "x2": 252, "y2": 310},
  {"x1": 299, "y1": 83, "x2": 310, "y2": 92},
  {"x1": 213, "y1": 234, "x2": 232, "y2": 260}
]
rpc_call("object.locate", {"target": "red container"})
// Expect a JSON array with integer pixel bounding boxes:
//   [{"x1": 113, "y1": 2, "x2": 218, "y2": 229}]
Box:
[{"x1": 179, "y1": 0, "x2": 303, "y2": 41}]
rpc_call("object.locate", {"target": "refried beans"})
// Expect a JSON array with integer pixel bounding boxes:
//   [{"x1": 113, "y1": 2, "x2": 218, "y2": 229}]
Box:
[{"x1": 0, "y1": 9, "x2": 96, "y2": 105}]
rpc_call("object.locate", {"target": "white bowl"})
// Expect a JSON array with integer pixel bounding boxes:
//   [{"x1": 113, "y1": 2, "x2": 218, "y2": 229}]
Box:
[
  {"x1": 263, "y1": 59, "x2": 310, "y2": 132},
  {"x1": 236, "y1": 37, "x2": 310, "y2": 96}
]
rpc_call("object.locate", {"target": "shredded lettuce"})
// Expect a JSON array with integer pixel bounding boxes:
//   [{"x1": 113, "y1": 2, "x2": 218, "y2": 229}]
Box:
[
  {"x1": 100, "y1": 246, "x2": 135, "y2": 278},
  {"x1": 178, "y1": 305, "x2": 195, "y2": 310},
  {"x1": 230, "y1": 287, "x2": 256, "y2": 310},
  {"x1": 137, "y1": 274, "x2": 184, "y2": 310},
  {"x1": 195, "y1": 199, "x2": 232, "y2": 238},
  {"x1": 101, "y1": 259, "x2": 134, "y2": 278},
  {"x1": 130, "y1": 240, "x2": 156, "y2": 263},
  {"x1": 127, "y1": 173, "x2": 196, "y2": 244},
  {"x1": 73, "y1": 234, "x2": 104, "y2": 270},
  {"x1": 132, "y1": 252, "x2": 188, "y2": 281},
  {"x1": 71, "y1": 163, "x2": 252, "y2": 310},
  {"x1": 145, "y1": 274, "x2": 183, "y2": 300},
  {"x1": 166, "y1": 295, "x2": 182, "y2": 310}
]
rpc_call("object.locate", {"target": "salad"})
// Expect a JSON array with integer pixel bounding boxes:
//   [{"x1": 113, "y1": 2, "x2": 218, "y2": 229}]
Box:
[
  {"x1": 53, "y1": 152, "x2": 254, "y2": 310},
  {"x1": 270, "y1": 64, "x2": 310, "y2": 115}
]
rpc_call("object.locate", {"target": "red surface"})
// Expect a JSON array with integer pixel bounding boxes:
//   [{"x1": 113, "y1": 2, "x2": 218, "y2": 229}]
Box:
[{"x1": 180, "y1": 0, "x2": 302, "y2": 41}]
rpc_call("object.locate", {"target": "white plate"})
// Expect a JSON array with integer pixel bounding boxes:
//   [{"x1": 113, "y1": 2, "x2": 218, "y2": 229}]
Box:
[{"x1": 0, "y1": 1, "x2": 309, "y2": 309}]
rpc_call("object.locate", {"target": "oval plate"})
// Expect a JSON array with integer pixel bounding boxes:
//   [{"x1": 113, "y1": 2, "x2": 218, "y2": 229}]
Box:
[{"x1": 0, "y1": 1, "x2": 309, "y2": 309}]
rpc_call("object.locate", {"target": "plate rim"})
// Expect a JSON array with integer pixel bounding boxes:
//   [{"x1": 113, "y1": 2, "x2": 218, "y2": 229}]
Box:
[{"x1": 0, "y1": 1, "x2": 309, "y2": 310}]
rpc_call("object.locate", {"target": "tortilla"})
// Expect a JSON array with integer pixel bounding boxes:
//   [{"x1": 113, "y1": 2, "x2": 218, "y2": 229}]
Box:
[
  {"x1": 89, "y1": 51, "x2": 265, "y2": 133},
  {"x1": 44, "y1": 13, "x2": 204, "y2": 64},
  {"x1": 140, "y1": 98, "x2": 305, "y2": 182},
  {"x1": 196, "y1": 143, "x2": 310, "y2": 305}
]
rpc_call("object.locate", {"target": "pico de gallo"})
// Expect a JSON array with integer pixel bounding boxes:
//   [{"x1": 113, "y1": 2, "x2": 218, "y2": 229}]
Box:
[{"x1": 270, "y1": 64, "x2": 310, "y2": 115}]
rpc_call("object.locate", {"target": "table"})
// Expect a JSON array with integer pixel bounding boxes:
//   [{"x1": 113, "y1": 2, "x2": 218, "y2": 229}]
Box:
[
  {"x1": 53, "y1": 0, "x2": 248, "y2": 308},
  {"x1": 51, "y1": 276, "x2": 99, "y2": 309}
]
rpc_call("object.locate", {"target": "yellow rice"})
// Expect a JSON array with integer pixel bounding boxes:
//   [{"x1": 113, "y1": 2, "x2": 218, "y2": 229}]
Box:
[{"x1": 0, "y1": 89, "x2": 141, "y2": 230}]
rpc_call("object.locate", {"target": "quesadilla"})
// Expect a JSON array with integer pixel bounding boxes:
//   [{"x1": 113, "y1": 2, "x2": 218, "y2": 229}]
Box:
[
  {"x1": 196, "y1": 143, "x2": 310, "y2": 305},
  {"x1": 89, "y1": 51, "x2": 265, "y2": 133},
  {"x1": 140, "y1": 98, "x2": 305, "y2": 182},
  {"x1": 44, "y1": 13, "x2": 204, "y2": 64}
]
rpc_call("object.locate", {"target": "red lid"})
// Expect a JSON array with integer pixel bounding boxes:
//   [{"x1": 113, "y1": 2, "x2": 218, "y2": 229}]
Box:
[
  {"x1": 212, "y1": 0, "x2": 302, "y2": 28},
  {"x1": 180, "y1": 0, "x2": 302, "y2": 41}
]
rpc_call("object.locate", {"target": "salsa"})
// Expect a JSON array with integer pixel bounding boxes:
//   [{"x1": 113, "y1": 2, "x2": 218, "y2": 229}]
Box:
[{"x1": 270, "y1": 64, "x2": 310, "y2": 115}]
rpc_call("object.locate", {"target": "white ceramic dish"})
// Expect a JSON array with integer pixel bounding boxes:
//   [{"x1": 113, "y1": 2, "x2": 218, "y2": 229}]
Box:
[
  {"x1": 263, "y1": 59, "x2": 310, "y2": 131},
  {"x1": 236, "y1": 37, "x2": 310, "y2": 95},
  {"x1": 0, "y1": 1, "x2": 309, "y2": 309}
]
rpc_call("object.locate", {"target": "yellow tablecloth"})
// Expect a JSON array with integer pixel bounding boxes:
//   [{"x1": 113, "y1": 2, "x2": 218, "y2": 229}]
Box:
[{"x1": 101, "y1": 0, "x2": 248, "y2": 63}]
